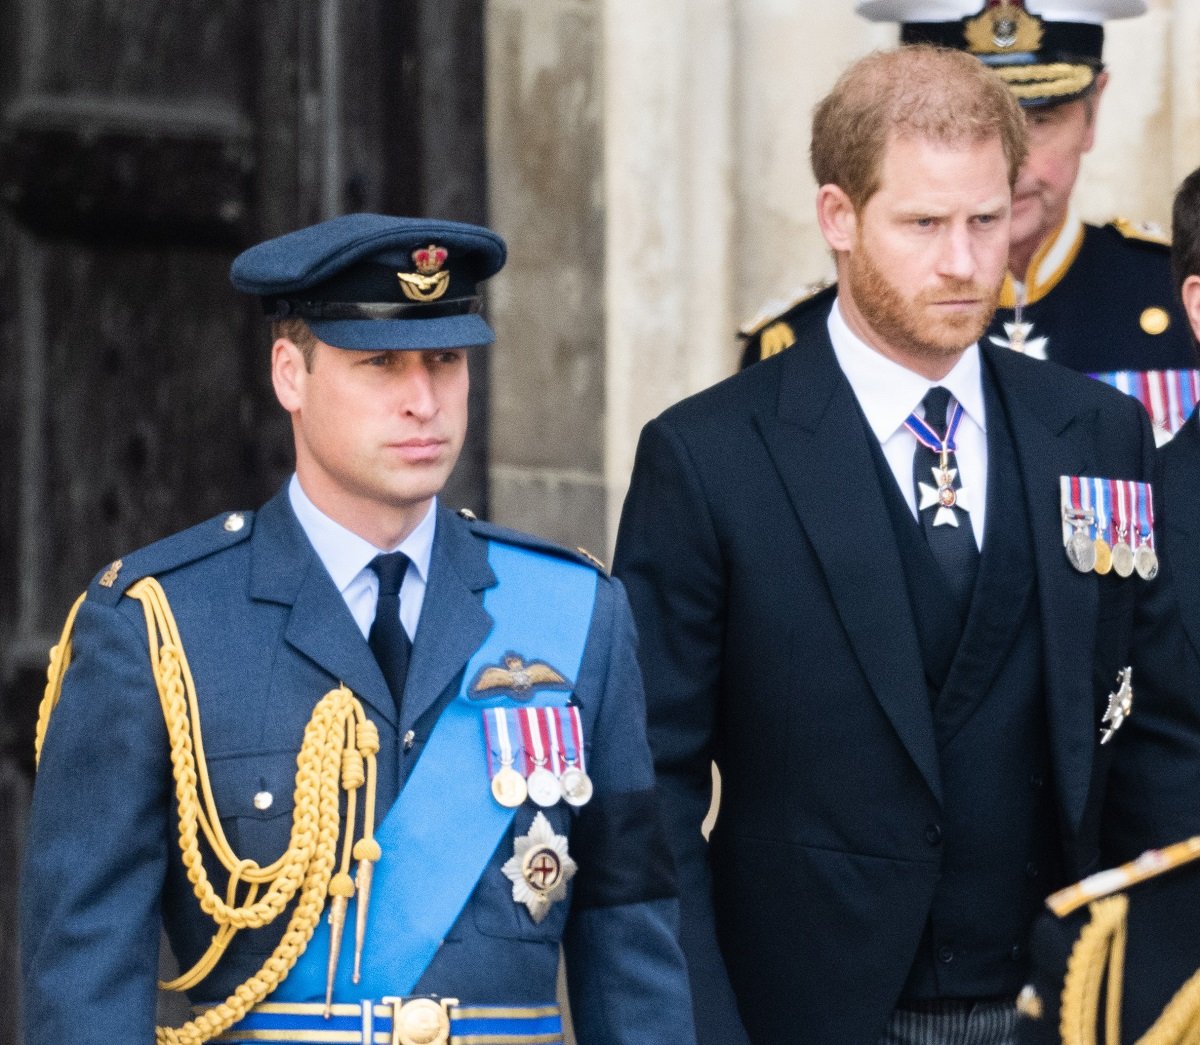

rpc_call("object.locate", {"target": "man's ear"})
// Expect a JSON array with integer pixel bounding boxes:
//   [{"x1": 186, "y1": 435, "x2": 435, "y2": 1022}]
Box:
[
  {"x1": 1181, "y1": 274, "x2": 1200, "y2": 346},
  {"x1": 1081, "y1": 71, "x2": 1109, "y2": 153},
  {"x1": 271, "y1": 337, "x2": 306, "y2": 413},
  {"x1": 816, "y1": 183, "x2": 858, "y2": 254}
]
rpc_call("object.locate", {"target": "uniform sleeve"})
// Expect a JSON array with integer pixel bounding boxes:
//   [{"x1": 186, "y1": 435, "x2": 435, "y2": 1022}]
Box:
[
  {"x1": 561, "y1": 575, "x2": 697, "y2": 1045},
  {"x1": 1101, "y1": 411, "x2": 1200, "y2": 862},
  {"x1": 611, "y1": 418, "x2": 752, "y2": 1045},
  {"x1": 20, "y1": 595, "x2": 171, "y2": 1045}
]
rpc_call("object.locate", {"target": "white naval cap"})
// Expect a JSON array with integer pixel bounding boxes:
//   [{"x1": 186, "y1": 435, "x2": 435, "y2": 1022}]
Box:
[{"x1": 856, "y1": 0, "x2": 1147, "y2": 107}]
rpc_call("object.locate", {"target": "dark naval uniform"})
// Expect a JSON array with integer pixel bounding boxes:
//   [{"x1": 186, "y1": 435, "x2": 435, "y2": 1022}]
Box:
[
  {"x1": 1015, "y1": 837, "x2": 1200, "y2": 1044},
  {"x1": 22, "y1": 495, "x2": 692, "y2": 1045},
  {"x1": 738, "y1": 219, "x2": 1193, "y2": 374}
]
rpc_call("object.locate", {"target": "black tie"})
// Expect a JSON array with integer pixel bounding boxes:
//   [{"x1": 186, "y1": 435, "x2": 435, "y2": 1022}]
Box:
[
  {"x1": 368, "y1": 552, "x2": 411, "y2": 716},
  {"x1": 913, "y1": 386, "x2": 979, "y2": 613}
]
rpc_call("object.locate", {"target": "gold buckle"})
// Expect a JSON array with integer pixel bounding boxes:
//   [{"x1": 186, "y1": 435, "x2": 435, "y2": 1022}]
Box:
[{"x1": 380, "y1": 997, "x2": 458, "y2": 1045}]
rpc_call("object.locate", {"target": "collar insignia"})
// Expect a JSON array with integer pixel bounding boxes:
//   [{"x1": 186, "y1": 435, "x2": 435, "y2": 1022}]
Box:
[
  {"x1": 964, "y1": 1, "x2": 1043, "y2": 54},
  {"x1": 470, "y1": 652, "x2": 571, "y2": 703},
  {"x1": 98, "y1": 559, "x2": 123, "y2": 588},
  {"x1": 502, "y1": 811, "x2": 577, "y2": 923},
  {"x1": 397, "y1": 243, "x2": 450, "y2": 302}
]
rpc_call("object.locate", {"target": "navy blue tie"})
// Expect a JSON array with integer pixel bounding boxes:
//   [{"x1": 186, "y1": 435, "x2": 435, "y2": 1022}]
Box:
[
  {"x1": 913, "y1": 387, "x2": 979, "y2": 613},
  {"x1": 368, "y1": 552, "x2": 411, "y2": 716}
]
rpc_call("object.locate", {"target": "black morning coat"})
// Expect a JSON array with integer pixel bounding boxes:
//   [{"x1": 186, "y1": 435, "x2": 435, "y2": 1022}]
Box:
[{"x1": 615, "y1": 301, "x2": 1200, "y2": 1045}]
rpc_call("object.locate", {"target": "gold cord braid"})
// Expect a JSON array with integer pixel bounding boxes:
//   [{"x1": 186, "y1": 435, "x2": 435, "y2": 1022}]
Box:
[
  {"x1": 1061, "y1": 895, "x2": 1128, "y2": 1045},
  {"x1": 34, "y1": 580, "x2": 381, "y2": 1045},
  {"x1": 34, "y1": 591, "x2": 87, "y2": 768}
]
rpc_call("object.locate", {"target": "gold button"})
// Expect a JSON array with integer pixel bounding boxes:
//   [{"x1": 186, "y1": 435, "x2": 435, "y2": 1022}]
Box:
[
  {"x1": 1141, "y1": 307, "x2": 1170, "y2": 336},
  {"x1": 224, "y1": 512, "x2": 246, "y2": 532},
  {"x1": 253, "y1": 791, "x2": 273, "y2": 811}
]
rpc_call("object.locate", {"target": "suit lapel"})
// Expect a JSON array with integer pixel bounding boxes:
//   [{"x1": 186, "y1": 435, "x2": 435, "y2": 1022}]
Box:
[
  {"x1": 985, "y1": 347, "x2": 1097, "y2": 834},
  {"x1": 755, "y1": 332, "x2": 941, "y2": 804},
  {"x1": 1161, "y1": 413, "x2": 1200, "y2": 660},
  {"x1": 249, "y1": 489, "x2": 398, "y2": 723},
  {"x1": 399, "y1": 507, "x2": 495, "y2": 738}
]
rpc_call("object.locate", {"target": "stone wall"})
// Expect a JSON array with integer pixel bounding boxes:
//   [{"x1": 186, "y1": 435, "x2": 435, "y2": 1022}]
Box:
[{"x1": 485, "y1": 0, "x2": 1200, "y2": 556}]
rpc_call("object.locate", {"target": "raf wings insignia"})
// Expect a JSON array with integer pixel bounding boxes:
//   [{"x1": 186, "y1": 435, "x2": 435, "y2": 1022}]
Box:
[{"x1": 470, "y1": 652, "x2": 572, "y2": 702}]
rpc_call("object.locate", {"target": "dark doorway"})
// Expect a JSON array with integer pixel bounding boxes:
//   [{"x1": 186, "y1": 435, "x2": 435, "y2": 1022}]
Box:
[{"x1": 0, "y1": 2, "x2": 487, "y2": 1035}]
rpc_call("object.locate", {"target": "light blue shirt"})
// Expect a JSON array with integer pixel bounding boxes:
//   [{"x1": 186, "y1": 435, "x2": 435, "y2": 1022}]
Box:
[
  {"x1": 288, "y1": 474, "x2": 435, "y2": 640},
  {"x1": 828, "y1": 298, "x2": 988, "y2": 548}
]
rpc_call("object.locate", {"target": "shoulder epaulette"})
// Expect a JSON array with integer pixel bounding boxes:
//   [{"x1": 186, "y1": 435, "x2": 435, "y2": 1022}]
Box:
[
  {"x1": 86, "y1": 510, "x2": 256, "y2": 604},
  {"x1": 460, "y1": 513, "x2": 608, "y2": 575},
  {"x1": 738, "y1": 279, "x2": 836, "y2": 339},
  {"x1": 1045, "y1": 836, "x2": 1200, "y2": 918},
  {"x1": 1109, "y1": 217, "x2": 1171, "y2": 247}
]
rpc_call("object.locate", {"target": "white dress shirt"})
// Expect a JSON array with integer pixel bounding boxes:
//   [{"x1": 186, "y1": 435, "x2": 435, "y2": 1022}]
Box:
[
  {"x1": 288, "y1": 474, "x2": 435, "y2": 640},
  {"x1": 828, "y1": 299, "x2": 988, "y2": 548}
]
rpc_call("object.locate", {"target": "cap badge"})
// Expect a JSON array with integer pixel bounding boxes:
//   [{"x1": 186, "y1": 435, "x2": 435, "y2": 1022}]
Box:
[
  {"x1": 502, "y1": 811, "x2": 577, "y2": 923},
  {"x1": 470, "y1": 652, "x2": 571, "y2": 703},
  {"x1": 964, "y1": 1, "x2": 1043, "y2": 55},
  {"x1": 397, "y1": 243, "x2": 450, "y2": 302}
]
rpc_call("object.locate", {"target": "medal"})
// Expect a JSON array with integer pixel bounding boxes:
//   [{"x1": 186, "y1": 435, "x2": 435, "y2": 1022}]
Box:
[
  {"x1": 491, "y1": 766, "x2": 528, "y2": 808},
  {"x1": 555, "y1": 706, "x2": 593, "y2": 807},
  {"x1": 1111, "y1": 480, "x2": 1135, "y2": 578},
  {"x1": 1089, "y1": 478, "x2": 1112, "y2": 575},
  {"x1": 906, "y1": 396, "x2": 972, "y2": 528},
  {"x1": 501, "y1": 811, "x2": 577, "y2": 923},
  {"x1": 522, "y1": 707, "x2": 561, "y2": 807},
  {"x1": 485, "y1": 708, "x2": 529, "y2": 808},
  {"x1": 1060, "y1": 477, "x2": 1095, "y2": 573},
  {"x1": 1134, "y1": 481, "x2": 1159, "y2": 580}
]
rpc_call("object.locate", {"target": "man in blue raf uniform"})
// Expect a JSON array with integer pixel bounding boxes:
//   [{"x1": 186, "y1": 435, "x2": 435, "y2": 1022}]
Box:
[
  {"x1": 741, "y1": 0, "x2": 1195, "y2": 376},
  {"x1": 1013, "y1": 165, "x2": 1200, "y2": 1045},
  {"x1": 21, "y1": 214, "x2": 696, "y2": 1045},
  {"x1": 616, "y1": 46, "x2": 1200, "y2": 1045}
]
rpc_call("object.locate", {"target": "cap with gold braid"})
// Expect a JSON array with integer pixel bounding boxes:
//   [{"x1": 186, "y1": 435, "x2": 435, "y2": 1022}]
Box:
[{"x1": 856, "y1": 0, "x2": 1147, "y2": 107}]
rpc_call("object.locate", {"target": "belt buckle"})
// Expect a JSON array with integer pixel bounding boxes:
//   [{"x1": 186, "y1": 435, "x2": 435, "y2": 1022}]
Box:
[{"x1": 380, "y1": 996, "x2": 458, "y2": 1045}]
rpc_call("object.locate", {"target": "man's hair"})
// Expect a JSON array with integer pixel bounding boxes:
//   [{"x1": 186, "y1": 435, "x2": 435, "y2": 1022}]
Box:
[
  {"x1": 271, "y1": 317, "x2": 318, "y2": 369},
  {"x1": 1171, "y1": 166, "x2": 1200, "y2": 296},
  {"x1": 811, "y1": 45, "x2": 1029, "y2": 211}
]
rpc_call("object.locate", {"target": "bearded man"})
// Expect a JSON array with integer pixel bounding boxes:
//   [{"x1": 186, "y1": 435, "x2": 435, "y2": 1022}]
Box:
[{"x1": 613, "y1": 45, "x2": 1200, "y2": 1045}]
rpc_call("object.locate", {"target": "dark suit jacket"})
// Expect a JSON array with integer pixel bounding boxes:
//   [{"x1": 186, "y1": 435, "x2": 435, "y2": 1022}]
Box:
[
  {"x1": 22, "y1": 489, "x2": 694, "y2": 1045},
  {"x1": 614, "y1": 307, "x2": 1200, "y2": 1045}
]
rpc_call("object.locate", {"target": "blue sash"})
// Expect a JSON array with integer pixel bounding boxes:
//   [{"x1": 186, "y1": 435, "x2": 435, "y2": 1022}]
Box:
[{"x1": 273, "y1": 541, "x2": 598, "y2": 1001}]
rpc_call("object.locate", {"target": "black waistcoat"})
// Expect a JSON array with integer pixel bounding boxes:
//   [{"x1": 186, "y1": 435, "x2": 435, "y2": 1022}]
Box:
[{"x1": 864, "y1": 368, "x2": 1064, "y2": 1000}]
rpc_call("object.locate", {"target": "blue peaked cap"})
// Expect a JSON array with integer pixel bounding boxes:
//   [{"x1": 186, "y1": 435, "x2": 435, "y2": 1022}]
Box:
[{"x1": 229, "y1": 213, "x2": 507, "y2": 350}]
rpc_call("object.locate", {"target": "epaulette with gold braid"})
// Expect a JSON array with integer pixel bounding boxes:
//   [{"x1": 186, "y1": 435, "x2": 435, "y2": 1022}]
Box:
[
  {"x1": 1110, "y1": 217, "x2": 1171, "y2": 247},
  {"x1": 1047, "y1": 836, "x2": 1200, "y2": 918}
]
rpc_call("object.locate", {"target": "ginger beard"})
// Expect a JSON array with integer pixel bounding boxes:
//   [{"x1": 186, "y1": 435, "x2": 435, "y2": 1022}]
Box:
[{"x1": 843, "y1": 229, "x2": 1003, "y2": 368}]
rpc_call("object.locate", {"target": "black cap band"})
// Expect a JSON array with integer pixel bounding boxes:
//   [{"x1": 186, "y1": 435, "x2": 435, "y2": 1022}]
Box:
[{"x1": 266, "y1": 295, "x2": 483, "y2": 321}]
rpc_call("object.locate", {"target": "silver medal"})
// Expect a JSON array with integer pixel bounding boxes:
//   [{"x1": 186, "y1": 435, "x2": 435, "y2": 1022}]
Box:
[
  {"x1": 527, "y1": 766, "x2": 561, "y2": 807},
  {"x1": 1111, "y1": 540, "x2": 1135, "y2": 578},
  {"x1": 559, "y1": 766, "x2": 594, "y2": 807},
  {"x1": 1066, "y1": 528, "x2": 1096, "y2": 573},
  {"x1": 1134, "y1": 544, "x2": 1159, "y2": 581}
]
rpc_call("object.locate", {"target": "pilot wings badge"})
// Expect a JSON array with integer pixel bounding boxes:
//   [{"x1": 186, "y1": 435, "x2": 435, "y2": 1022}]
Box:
[{"x1": 470, "y1": 651, "x2": 572, "y2": 702}]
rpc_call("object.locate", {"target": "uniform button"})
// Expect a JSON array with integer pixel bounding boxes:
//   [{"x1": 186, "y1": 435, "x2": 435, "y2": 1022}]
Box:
[
  {"x1": 924, "y1": 824, "x2": 943, "y2": 846},
  {"x1": 1025, "y1": 862, "x2": 1040, "y2": 880},
  {"x1": 937, "y1": 945, "x2": 954, "y2": 964},
  {"x1": 403, "y1": 729, "x2": 416, "y2": 752},
  {"x1": 224, "y1": 512, "x2": 246, "y2": 532},
  {"x1": 253, "y1": 790, "x2": 273, "y2": 811},
  {"x1": 1029, "y1": 771, "x2": 1045, "y2": 790},
  {"x1": 1011, "y1": 944, "x2": 1024, "y2": 961}
]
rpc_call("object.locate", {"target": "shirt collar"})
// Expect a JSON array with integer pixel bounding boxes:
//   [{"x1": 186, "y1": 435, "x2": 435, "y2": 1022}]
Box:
[
  {"x1": 287, "y1": 474, "x2": 436, "y2": 594},
  {"x1": 828, "y1": 297, "x2": 986, "y2": 443}
]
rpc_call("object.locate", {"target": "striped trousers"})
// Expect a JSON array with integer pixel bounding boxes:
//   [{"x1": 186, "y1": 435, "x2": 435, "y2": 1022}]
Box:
[{"x1": 880, "y1": 999, "x2": 1018, "y2": 1045}]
